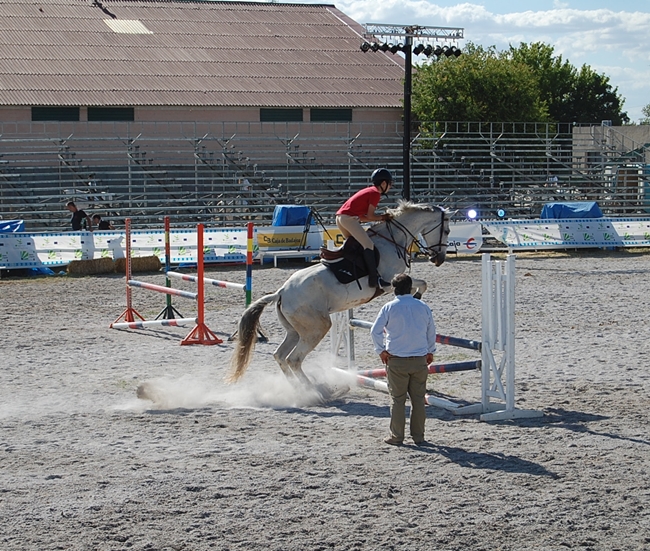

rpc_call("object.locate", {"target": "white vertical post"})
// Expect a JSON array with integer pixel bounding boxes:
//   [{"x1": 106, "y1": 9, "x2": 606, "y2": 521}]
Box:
[
  {"x1": 479, "y1": 253, "x2": 543, "y2": 421},
  {"x1": 495, "y1": 260, "x2": 504, "y2": 351},
  {"x1": 346, "y1": 309, "x2": 355, "y2": 370},
  {"x1": 330, "y1": 309, "x2": 355, "y2": 370},
  {"x1": 505, "y1": 254, "x2": 516, "y2": 412},
  {"x1": 480, "y1": 253, "x2": 491, "y2": 413}
]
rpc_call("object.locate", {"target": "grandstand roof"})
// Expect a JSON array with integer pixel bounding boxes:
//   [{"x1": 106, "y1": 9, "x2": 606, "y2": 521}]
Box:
[{"x1": 0, "y1": 0, "x2": 405, "y2": 108}]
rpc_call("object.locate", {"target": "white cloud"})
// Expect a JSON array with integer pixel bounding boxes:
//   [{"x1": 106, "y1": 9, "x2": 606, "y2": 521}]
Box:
[{"x1": 334, "y1": 1, "x2": 650, "y2": 119}]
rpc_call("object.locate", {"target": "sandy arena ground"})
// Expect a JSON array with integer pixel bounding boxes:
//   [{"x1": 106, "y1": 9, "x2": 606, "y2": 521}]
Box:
[{"x1": 1, "y1": 250, "x2": 649, "y2": 551}]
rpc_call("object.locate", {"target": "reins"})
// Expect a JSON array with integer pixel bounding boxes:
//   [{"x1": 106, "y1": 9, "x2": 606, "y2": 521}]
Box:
[
  {"x1": 367, "y1": 205, "x2": 447, "y2": 268},
  {"x1": 368, "y1": 218, "x2": 415, "y2": 268}
]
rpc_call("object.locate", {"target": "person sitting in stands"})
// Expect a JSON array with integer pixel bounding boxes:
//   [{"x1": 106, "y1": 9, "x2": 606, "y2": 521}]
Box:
[{"x1": 92, "y1": 214, "x2": 114, "y2": 230}]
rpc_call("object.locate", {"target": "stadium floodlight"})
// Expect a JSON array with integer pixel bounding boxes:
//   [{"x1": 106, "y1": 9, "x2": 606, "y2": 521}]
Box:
[{"x1": 359, "y1": 23, "x2": 465, "y2": 200}]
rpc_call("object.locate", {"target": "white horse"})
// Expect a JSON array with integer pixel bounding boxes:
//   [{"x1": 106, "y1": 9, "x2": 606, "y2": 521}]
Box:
[{"x1": 227, "y1": 201, "x2": 451, "y2": 392}]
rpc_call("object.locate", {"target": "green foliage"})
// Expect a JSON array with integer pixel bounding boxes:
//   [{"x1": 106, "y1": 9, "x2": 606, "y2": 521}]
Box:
[
  {"x1": 567, "y1": 65, "x2": 628, "y2": 124},
  {"x1": 412, "y1": 44, "x2": 548, "y2": 123},
  {"x1": 506, "y1": 42, "x2": 574, "y2": 121},
  {"x1": 412, "y1": 41, "x2": 629, "y2": 124}
]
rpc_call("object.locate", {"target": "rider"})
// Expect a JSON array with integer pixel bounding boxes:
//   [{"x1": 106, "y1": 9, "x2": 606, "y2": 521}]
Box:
[{"x1": 336, "y1": 168, "x2": 393, "y2": 289}]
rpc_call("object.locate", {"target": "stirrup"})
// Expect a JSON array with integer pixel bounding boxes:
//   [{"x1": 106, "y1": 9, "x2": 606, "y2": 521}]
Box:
[{"x1": 378, "y1": 277, "x2": 391, "y2": 288}]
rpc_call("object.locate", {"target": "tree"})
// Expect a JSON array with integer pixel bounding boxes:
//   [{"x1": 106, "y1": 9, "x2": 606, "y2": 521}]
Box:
[
  {"x1": 640, "y1": 104, "x2": 650, "y2": 124},
  {"x1": 507, "y1": 42, "x2": 629, "y2": 124},
  {"x1": 505, "y1": 42, "x2": 573, "y2": 121},
  {"x1": 412, "y1": 43, "x2": 548, "y2": 123},
  {"x1": 412, "y1": 41, "x2": 629, "y2": 124}
]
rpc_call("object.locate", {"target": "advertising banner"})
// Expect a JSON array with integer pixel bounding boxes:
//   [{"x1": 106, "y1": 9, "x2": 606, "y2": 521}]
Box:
[
  {"x1": 483, "y1": 218, "x2": 650, "y2": 249},
  {"x1": 0, "y1": 222, "x2": 483, "y2": 270}
]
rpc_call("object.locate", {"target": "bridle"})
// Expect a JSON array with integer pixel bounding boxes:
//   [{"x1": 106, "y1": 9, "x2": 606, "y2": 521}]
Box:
[{"x1": 368, "y1": 205, "x2": 448, "y2": 267}]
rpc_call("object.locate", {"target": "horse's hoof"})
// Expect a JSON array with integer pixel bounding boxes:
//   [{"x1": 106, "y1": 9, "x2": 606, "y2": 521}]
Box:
[
  {"x1": 136, "y1": 381, "x2": 159, "y2": 402},
  {"x1": 314, "y1": 383, "x2": 350, "y2": 403},
  {"x1": 327, "y1": 385, "x2": 350, "y2": 401}
]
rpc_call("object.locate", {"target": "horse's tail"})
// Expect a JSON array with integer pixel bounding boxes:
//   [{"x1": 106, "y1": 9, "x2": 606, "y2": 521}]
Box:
[{"x1": 226, "y1": 291, "x2": 280, "y2": 383}]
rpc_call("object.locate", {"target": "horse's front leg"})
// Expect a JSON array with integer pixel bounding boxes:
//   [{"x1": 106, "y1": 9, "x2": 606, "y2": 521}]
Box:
[{"x1": 410, "y1": 277, "x2": 428, "y2": 300}]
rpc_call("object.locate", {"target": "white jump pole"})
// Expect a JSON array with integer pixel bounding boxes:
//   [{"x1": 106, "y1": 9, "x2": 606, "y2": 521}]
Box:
[{"x1": 111, "y1": 317, "x2": 197, "y2": 330}]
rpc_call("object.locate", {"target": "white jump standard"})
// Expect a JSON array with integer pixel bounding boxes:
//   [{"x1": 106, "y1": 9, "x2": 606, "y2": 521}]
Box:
[{"x1": 331, "y1": 253, "x2": 542, "y2": 421}]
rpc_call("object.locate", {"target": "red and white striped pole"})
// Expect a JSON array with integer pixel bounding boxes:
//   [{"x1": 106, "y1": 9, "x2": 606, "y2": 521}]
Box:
[
  {"x1": 110, "y1": 218, "x2": 145, "y2": 327},
  {"x1": 180, "y1": 223, "x2": 222, "y2": 345}
]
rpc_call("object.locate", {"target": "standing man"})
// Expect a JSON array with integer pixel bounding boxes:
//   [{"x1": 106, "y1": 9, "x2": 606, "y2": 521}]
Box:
[
  {"x1": 66, "y1": 201, "x2": 93, "y2": 232},
  {"x1": 370, "y1": 273, "x2": 437, "y2": 446}
]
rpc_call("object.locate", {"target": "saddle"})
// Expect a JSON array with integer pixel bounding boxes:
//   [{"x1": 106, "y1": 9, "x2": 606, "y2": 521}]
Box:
[{"x1": 320, "y1": 237, "x2": 380, "y2": 287}]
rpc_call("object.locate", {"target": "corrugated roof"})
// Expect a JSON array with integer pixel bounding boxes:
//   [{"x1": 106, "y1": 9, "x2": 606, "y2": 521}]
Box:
[{"x1": 0, "y1": 0, "x2": 405, "y2": 108}]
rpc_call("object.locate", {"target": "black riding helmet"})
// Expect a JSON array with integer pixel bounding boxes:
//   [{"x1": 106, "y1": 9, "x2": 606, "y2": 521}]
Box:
[{"x1": 371, "y1": 168, "x2": 393, "y2": 186}]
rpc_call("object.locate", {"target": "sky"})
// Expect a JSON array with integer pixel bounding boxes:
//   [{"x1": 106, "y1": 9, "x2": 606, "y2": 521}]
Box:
[{"x1": 320, "y1": 0, "x2": 650, "y2": 122}]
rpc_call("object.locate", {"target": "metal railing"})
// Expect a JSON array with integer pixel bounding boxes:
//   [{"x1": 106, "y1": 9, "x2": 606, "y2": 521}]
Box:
[{"x1": 1, "y1": 121, "x2": 648, "y2": 232}]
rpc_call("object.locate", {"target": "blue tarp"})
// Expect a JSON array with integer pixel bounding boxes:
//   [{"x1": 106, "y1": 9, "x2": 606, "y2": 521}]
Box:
[
  {"x1": 272, "y1": 205, "x2": 312, "y2": 226},
  {"x1": 0, "y1": 220, "x2": 25, "y2": 232},
  {"x1": 540, "y1": 202, "x2": 603, "y2": 219}
]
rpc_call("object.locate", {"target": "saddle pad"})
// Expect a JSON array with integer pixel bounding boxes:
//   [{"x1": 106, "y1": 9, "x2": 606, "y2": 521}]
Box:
[{"x1": 321, "y1": 238, "x2": 380, "y2": 285}]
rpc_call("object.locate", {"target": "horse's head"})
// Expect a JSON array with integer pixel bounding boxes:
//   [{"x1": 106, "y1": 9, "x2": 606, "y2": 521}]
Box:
[
  {"x1": 386, "y1": 201, "x2": 451, "y2": 267},
  {"x1": 420, "y1": 205, "x2": 451, "y2": 266}
]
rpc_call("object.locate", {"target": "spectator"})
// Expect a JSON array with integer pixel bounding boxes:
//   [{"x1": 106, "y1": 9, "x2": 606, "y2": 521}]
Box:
[
  {"x1": 66, "y1": 201, "x2": 93, "y2": 231},
  {"x1": 92, "y1": 214, "x2": 114, "y2": 230}
]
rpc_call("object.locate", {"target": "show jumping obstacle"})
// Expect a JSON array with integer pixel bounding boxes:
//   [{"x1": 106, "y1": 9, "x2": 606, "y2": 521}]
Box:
[
  {"x1": 158, "y1": 218, "x2": 254, "y2": 319},
  {"x1": 165, "y1": 222, "x2": 264, "y2": 342},
  {"x1": 110, "y1": 219, "x2": 222, "y2": 345},
  {"x1": 166, "y1": 222, "x2": 254, "y2": 302},
  {"x1": 331, "y1": 254, "x2": 542, "y2": 421}
]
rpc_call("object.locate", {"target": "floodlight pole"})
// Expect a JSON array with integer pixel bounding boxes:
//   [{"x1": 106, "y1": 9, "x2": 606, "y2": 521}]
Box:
[
  {"x1": 362, "y1": 24, "x2": 464, "y2": 201},
  {"x1": 403, "y1": 34, "x2": 412, "y2": 201}
]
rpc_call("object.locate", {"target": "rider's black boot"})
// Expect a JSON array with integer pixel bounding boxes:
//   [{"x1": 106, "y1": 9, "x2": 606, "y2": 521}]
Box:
[{"x1": 362, "y1": 247, "x2": 379, "y2": 288}]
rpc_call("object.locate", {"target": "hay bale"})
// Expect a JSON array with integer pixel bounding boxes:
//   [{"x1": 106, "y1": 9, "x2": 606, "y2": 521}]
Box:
[
  {"x1": 67, "y1": 257, "x2": 115, "y2": 276},
  {"x1": 114, "y1": 255, "x2": 162, "y2": 274}
]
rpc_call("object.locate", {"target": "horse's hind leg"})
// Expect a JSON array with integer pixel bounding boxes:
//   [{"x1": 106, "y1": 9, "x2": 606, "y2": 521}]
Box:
[
  {"x1": 285, "y1": 314, "x2": 332, "y2": 387},
  {"x1": 274, "y1": 331, "x2": 300, "y2": 380},
  {"x1": 274, "y1": 303, "x2": 300, "y2": 380}
]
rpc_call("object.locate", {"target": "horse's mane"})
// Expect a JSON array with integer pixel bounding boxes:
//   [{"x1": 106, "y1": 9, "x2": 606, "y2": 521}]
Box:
[{"x1": 386, "y1": 199, "x2": 439, "y2": 217}]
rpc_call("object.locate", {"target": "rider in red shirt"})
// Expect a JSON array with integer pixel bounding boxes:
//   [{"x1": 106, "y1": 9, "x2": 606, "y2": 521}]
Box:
[{"x1": 336, "y1": 168, "x2": 393, "y2": 289}]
